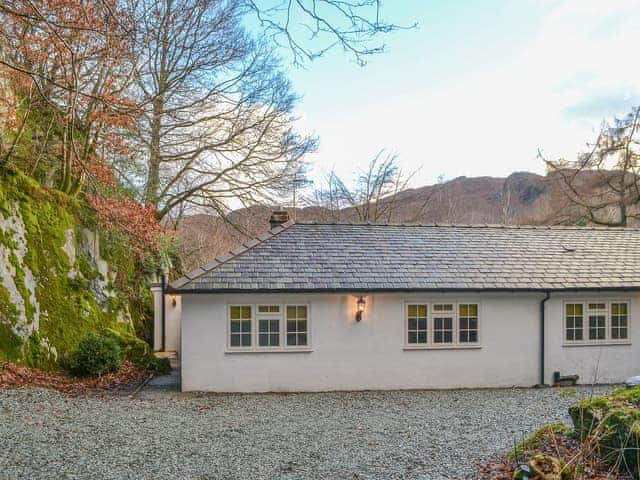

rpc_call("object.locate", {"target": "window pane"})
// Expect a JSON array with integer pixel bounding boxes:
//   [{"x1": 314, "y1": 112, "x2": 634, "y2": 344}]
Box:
[
  {"x1": 270, "y1": 319, "x2": 279, "y2": 330},
  {"x1": 241, "y1": 320, "x2": 251, "y2": 333},
  {"x1": 230, "y1": 321, "x2": 241, "y2": 333},
  {"x1": 259, "y1": 333, "x2": 269, "y2": 346},
  {"x1": 459, "y1": 304, "x2": 479, "y2": 344},
  {"x1": 259, "y1": 305, "x2": 279, "y2": 313},
  {"x1": 241, "y1": 306, "x2": 252, "y2": 319},
  {"x1": 287, "y1": 306, "x2": 296, "y2": 318},
  {"x1": 297, "y1": 333, "x2": 308, "y2": 346},
  {"x1": 230, "y1": 334, "x2": 240, "y2": 347},
  {"x1": 589, "y1": 315, "x2": 605, "y2": 340},
  {"x1": 230, "y1": 306, "x2": 241, "y2": 319},
  {"x1": 241, "y1": 333, "x2": 251, "y2": 346},
  {"x1": 611, "y1": 303, "x2": 629, "y2": 340},
  {"x1": 270, "y1": 334, "x2": 279, "y2": 345},
  {"x1": 258, "y1": 319, "x2": 269, "y2": 332},
  {"x1": 407, "y1": 304, "x2": 428, "y2": 344},
  {"x1": 287, "y1": 320, "x2": 297, "y2": 332},
  {"x1": 287, "y1": 333, "x2": 297, "y2": 346}
]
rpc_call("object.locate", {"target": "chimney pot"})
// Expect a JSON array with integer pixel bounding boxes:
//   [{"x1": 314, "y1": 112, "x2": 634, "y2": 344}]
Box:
[{"x1": 269, "y1": 209, "x2": 289, "y2": 229}]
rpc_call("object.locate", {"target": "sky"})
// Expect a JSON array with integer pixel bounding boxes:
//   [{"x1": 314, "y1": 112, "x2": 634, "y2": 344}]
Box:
[{"x1": 282, "y1": 0, "x2": 640, "y2": 187}]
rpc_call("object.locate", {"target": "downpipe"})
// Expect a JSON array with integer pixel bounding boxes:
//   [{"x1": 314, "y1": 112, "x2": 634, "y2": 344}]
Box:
[{"x1": 539, "y1": 291, "x2": 551, "y2": 386}]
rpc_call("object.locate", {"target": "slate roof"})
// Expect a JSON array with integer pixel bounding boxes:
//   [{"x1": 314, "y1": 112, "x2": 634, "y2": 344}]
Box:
[{"x1": 169, "y1": 222, "x2": 640, "y2": 293}]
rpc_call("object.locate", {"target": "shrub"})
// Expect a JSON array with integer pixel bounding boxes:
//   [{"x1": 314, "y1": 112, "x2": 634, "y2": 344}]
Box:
[
  {"x1": 67, "y1": 333, "x2": 122, "y2": 376},
  {"x1": 569, "y1": 386, "x2": 640, "y2": 477},
  {"x1": 104, "y1": 328, "x2": 171, "y2": 375}
]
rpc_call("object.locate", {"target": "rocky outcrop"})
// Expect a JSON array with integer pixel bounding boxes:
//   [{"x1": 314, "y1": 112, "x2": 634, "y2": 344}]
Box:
[{"x1": 0, "y1": 171, "x2": 134, "y2": 368}]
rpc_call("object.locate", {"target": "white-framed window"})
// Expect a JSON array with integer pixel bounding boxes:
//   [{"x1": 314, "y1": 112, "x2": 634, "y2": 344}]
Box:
[
  {"x1": 286, "y1": 305, "x2": 309, "y2": 347},
  {"x1": 458, "y1": 304, "x2": 479, "y2": 344},
  {"x1": 564, "y1": 300, "x2": 630, "y2": 345},
  {"x1": 257, "y1": 305, "x2": 281, "y2": 348},
  {"x1": 229, "y1": 305, "x2": 252, "y2": 347},
  {"x1": 405, "y1": 302, "x2": 480, "y2": 348},
  {"x1": 433, "y1": 304, "x2": 454, "y2": 344},
  {"x1": 611, "y1": 302, "x2": 629, "y2": 340},
  {"x1": 228, "y1": 303, "x2": 310, "y2": 351},
  {"x1": 407, "y1": 304, "x2": 428, "y2": 345}
]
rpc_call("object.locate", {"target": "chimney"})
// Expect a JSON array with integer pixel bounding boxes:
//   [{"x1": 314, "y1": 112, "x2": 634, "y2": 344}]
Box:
[{"x1": 269, "y1": 209, "x2": 290, "y2": 229}]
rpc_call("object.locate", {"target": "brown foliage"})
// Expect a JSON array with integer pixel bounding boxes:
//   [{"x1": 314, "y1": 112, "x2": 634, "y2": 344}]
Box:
[{"x1": 0, "y1": 361, "x2": 147, "y2": 396}]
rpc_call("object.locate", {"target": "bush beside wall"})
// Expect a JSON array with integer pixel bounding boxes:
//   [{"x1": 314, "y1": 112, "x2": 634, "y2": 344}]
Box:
[{"x1": 569, "y1": 386, "x2": 640, "y2": 476}]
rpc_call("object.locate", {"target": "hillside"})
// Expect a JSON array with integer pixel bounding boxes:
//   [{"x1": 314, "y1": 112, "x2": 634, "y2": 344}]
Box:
[
  {"x1": 0, "y1": 170, "x2": 152, "y2": 368},
  {"x1": 175, "y1": 170, "x2": 595, "y2": 271}
]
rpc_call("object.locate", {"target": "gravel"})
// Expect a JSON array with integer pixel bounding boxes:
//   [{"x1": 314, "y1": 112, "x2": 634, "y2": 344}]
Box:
[{"x1": 0, "y1": 385, "x2": 614, "y2": 479}]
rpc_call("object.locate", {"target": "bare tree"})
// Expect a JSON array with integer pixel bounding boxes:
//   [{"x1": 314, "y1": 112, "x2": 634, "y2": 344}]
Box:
[
  {"x1": 128, "y1": 0, "x2": 316, "y2": 220},
  {"x1": 544, "y1": 106, "x2": 640, "y2": 226},
  {"x1": 0, "y1": 1, "x2": 138, "y2": 194},
  {"x1": 244, "y1": 0, "x2": 412, "y2": 66},
  {"x1": 312, "y1": 151, "x2": 431, "y2": 223}
]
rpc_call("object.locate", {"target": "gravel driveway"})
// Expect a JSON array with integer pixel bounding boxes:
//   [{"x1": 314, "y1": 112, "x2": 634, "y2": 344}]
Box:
[{"x1": 0, "y1": 386, "x2": 613, "y2": 479}]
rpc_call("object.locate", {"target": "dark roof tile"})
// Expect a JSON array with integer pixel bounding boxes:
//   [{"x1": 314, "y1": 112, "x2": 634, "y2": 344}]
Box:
[{"x1": 170, "y1": 223, "x2": 640, "y2": 292}]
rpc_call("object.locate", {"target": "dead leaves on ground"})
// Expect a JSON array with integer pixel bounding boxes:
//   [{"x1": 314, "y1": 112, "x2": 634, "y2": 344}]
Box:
[{"x1": 0, "y1": 361, "x2": 147, "y2": 396}]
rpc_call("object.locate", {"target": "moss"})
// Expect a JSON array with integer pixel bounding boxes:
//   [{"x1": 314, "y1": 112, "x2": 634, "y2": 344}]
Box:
[
  {"x1": 0, "y1": 283, "x2": 23, "y2": 362},
  {"x1": 507, "y1": 423, "x2": 572, "y2": 461},
  {"x1": 24, "y1": 332, "x2": 54, "y2": 370},
  {"x1": 0, "y1": 167, "x2": 153, "y2": 370},
  {"x1": 569, "y1": 387, "x2": 640, "y2": 476},
  {"x1": 8, "y1": 251, "x2": 35, "y2": 323},
  {"x1": 104, "y1": 327, "x2": 170, "y2": 374}
]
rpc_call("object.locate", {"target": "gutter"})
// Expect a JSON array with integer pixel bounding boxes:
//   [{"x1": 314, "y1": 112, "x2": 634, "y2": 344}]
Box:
[
  {"x1": 539, "y1": 291, "x2": 551, "y2": 386},
  {"x1": 167, "y1": 286, "x2": 640, "y2": 295}
]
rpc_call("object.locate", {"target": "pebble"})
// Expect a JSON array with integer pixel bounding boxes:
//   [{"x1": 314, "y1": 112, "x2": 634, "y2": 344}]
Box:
[{"x1": 0, "y1": 385, "x2": 614, "y2": 479}]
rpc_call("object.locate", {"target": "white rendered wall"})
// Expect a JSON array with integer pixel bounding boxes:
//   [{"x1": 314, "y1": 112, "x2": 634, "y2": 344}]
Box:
[
  {"x1": 544, "y1": 292, "x2": 640, "y2": 385},
  {"x1": 151, "y1": 286, "x2": 182, "y2": 353},
  {"x1": 181, "y1": 292, "x2": 549, "y2": 392},
  {"x1": 165, "y1": 294, "x2": 182, "y2": 353}
]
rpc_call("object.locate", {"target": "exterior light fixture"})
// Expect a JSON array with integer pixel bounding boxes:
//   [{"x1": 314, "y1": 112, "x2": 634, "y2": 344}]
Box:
[{"x1": 356, "y1": 296, "x2": 366, "y2": 322}]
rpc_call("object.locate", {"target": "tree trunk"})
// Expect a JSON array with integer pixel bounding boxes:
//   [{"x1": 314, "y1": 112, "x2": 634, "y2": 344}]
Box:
[{"x1": 144, "y1": 96, "x2": 164, "y2": 205}]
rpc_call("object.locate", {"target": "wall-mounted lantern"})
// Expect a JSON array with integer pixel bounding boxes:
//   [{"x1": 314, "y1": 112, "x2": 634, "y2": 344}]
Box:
[{"x1": 355, "y1": 296, "x2": 366, "y2": 322}]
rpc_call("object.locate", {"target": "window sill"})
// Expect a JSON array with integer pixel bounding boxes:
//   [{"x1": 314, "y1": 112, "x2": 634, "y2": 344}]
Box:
[
  {"x1": 562, "y1": 341, "x2": 631, "y2": 348},
  {"x1": 403, "y1": 344, "x2": 482, "y2": 351},
  {"x1": 225, "y1": 348, "x2": 313, "y2": 354}
]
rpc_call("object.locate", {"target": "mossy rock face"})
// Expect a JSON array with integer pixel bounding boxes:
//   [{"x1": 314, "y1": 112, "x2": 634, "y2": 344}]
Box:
[
  {"x1": 569, "y1": 387, "x2": 640, "y2": 477},
  {"x1": 0, "y1": 169, "x2": 153, "y2": 369}
]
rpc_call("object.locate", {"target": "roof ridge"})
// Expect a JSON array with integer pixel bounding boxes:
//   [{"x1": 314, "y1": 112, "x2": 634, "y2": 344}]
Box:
[
  {"x1": 291, "y1": 221, "x2": 640, "y2": 231},
  {"x1": 170, "y1": 219, "x2": 295, "y2": 289}
]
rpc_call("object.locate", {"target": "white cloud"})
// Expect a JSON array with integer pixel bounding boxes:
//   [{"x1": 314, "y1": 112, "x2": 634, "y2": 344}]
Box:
[{"x1": 298, "y1": 0, "x2": 640, "y2": 186}]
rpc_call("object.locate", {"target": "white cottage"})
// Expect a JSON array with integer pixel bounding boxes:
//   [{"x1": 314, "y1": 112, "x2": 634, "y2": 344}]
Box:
[{"x1": 158, "y1": 214, "x2": 640, "y2": 392}]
